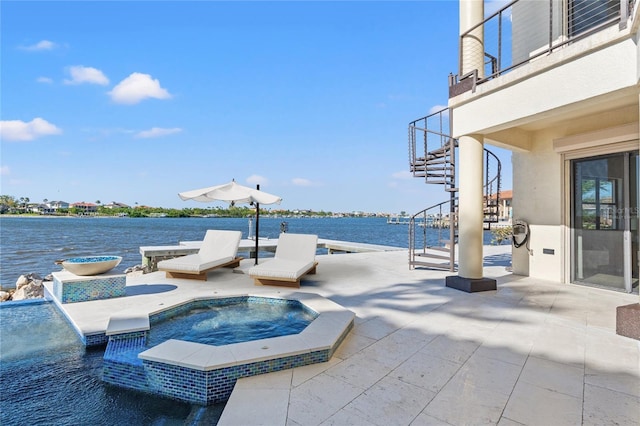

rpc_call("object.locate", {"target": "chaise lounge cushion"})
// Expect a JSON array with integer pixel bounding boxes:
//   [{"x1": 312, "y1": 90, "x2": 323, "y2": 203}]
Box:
[
  {"x1": 157, "y1": 229, "x2": 242, "y2": 275},
  {"x1": 247, "y1": 233, "x2": 318, "y2": 285},
  {"x1": 158, "y1": 254, "x2": 235, "y2": 273},
  {"x1": 248, "y1": 258, "x2": 316, "y2": 280}
]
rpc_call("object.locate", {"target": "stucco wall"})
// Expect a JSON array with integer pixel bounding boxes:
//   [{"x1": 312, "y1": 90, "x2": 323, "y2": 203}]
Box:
[
  {"x1": 511, "y1": 134, "x2": 564, "y2": 281},
  {"x1": 451, "y1": 33, "x2": 637, "y2": 138},
  {"x1": 511, "y1": 116, "x2": 639, "y2": 283}
]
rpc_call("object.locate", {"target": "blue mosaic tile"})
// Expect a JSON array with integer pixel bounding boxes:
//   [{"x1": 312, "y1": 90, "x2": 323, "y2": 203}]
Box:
[
  {"x1": 105, "y1": 334, "x2": 146, "y2": 365},
  {"x1": 84, "y1": 333, "x2": 109, "y2": 347},
  {"x1": 53, "y1": 274, "x2": 126, "y2": 303},
  {"x1": 101, "y1": 295, "x2": 347, "y2": 405}
]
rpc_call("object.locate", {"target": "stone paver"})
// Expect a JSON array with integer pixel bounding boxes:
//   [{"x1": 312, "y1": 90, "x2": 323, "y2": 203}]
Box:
[{"x1": 215, "y1": 247, "x2": 639, "y2": 426}]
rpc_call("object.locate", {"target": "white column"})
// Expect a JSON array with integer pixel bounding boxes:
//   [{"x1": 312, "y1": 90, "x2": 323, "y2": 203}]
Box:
[
  {"x1": 458, "y1": 134, "x2": 484, "y2": 279},
  {"x1": 460, "y1": 0, "x2": 485, "y2": 78}
]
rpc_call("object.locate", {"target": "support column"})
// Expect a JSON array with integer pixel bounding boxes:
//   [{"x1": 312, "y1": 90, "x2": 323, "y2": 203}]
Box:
[
  {"x1": 446, "y1": 134, "x2": 496, "y2": 292},
  {"x1": 460, "y1": 0, "x2": 485, "y2": 79}
]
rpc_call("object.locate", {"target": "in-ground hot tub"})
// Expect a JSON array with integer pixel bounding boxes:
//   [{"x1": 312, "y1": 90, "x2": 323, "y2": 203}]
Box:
[
  {"x1": 146, "y1": 297, "x2": 317, "y2": 347},
  {"x1": 102, "y1": 294, "x2": 354, "y2": 404}
]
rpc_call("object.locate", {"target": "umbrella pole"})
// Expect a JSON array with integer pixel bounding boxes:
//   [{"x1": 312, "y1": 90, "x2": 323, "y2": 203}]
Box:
[{"x1": 255, "y1": 185, "x2": 260, "y2": 265}]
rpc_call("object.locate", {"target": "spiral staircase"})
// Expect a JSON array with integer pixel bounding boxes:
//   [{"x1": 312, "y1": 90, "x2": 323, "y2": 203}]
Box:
[{"x1": 408, "y1": 108, "x2": 502, "y2": 271}]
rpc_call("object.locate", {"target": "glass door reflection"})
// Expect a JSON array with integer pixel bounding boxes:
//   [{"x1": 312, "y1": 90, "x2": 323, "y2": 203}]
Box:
[{"x1": 572, "y1": 152, "x2": 638, "y2": 292}]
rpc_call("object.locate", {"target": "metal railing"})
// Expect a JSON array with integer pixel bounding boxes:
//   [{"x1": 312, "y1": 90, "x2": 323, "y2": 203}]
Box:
[
  {"x1": 455, "y1": 0, "x2": 634, "y2": 86},
  {"x1": 408, "y1": 108, "x2": 456, "y2": 191},
  {"x1": 483, "y1": 149, "x2": 502, "y2": 223},
  {"x1": 409, "y1": 198, "x2": 458, "y2": 271}
]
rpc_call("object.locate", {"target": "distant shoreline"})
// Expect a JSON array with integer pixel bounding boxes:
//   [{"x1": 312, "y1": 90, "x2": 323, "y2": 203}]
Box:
[{"x1": 0, "y1": 214, "x2": 115, "y2": 219}]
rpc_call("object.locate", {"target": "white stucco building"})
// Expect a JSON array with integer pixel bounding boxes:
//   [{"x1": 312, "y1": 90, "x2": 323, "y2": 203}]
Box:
[{"x1": 411, "y1": 1, "x2": 638, "y2": 332}]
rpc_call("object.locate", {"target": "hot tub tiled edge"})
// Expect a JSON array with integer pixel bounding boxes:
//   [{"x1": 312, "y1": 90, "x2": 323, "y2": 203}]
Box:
[{"x1": 104, "y1": 292, "x2": 355, "y2": 404}]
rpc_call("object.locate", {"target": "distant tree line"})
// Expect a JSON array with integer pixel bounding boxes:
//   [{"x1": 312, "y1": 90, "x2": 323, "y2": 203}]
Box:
[{"x1": 0, "y1": 195, "x2": 340, "y2": 218}]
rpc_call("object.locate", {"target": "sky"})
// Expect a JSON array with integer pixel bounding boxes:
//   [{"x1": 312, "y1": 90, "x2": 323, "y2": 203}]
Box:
[{"x1": 1, "y1": 0, "x2": 512, "y2": 214}]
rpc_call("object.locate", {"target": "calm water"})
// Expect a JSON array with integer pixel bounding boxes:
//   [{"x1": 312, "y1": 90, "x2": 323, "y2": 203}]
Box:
[
  {"x1": 0, "y1": 215, "x2": 420, "y2": 290},
  {"x1": 0, "y1": 215, "x2": 496, "y2": 289},
  {"x1": 147, "y1": 299, "x2": 316, "y2": 347}
]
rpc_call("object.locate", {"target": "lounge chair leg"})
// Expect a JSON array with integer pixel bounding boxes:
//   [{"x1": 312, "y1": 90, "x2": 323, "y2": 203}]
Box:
[
  {"x1": 253, "y1": 277, "x2": 300, "y2": 288},
  {"x1": 165, "y1": 271, "x2": 208, "y2": 281}
]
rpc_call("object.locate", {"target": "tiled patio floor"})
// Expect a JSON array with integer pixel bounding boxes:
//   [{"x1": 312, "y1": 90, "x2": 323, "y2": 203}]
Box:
[{"x1": 219, "y1": 247, "x2": 640, "y2": 426}]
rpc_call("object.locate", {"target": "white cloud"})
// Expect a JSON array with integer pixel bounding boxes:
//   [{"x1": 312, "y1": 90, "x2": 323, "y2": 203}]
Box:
[
  {"x1": 0, "y1": 166, "x2": 9, "y2": 176},
  {"x1": 64, "y1": 65, "x2": 109, "y2": 85},
  {"x1": 20, "y1": 40, "x2": 58, "y2": 51},
  {"x1": 292, "y1": 178, "x2": 313, "y2": 187},
  {"x1": 36, "y1": 76, "x2": 53, "y2": 84},
  {"x1": 391, "y1": 170, "x2": 413, "y2": 179},
  {"x1": 0, "y1": 118, "x2": 62, "y2": 142},
  {"x1": 135, "y1": 127, "x2": 182, "y2": 139},
  {"x1": 246, "y1": 175, "x2": 268, "y2": 186},
  {"x1": 428, "y1": 105, "x2": 449, "y2": 115},
  {"x1": 109, "y1": 73, "x2": 172, "y2": 104}
]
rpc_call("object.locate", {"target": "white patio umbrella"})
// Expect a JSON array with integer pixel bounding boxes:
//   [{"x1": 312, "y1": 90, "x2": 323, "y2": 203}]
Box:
[{"x1": 178, "y1": 180, "x2": 282, "y2": 264}]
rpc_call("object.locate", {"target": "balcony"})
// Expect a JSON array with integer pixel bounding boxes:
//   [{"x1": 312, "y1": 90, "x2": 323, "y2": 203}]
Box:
[{"x1": 450, "y1": 0, "x2": 636, "y2": 95}]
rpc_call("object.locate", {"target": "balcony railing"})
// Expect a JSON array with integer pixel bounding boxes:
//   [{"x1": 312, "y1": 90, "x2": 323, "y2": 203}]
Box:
[{"x1": 452, "y1": 0, "x2": 635, "y2": 89}]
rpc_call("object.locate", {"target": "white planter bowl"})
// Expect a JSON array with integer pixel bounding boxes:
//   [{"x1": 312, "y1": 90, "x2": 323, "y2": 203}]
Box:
[{"x1": 61, "y1": 256, "x2": 122, "y2": 276}]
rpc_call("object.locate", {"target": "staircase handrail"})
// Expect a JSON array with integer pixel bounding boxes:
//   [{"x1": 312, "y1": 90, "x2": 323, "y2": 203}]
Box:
[
  {"x1": 409, "y1": 197, "x2": 456, "y2": 221},
  {"x1": 408, "y1": 196, "x2": 458, "y2": 271},
  {"x1": 484, "y1": 149, "x2": 501, "y2": 188},
  {"x1": 483, "y1": 148, "x2": 502, "y2": 223},
  {"x1": 408, "y1": 108, "x2": 452, "y2": 171}
]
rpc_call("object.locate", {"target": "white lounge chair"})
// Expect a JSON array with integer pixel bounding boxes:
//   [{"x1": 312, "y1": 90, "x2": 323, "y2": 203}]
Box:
[
  {"x1": 248, "y1": 233, "x2": 318, "y2": 288},
  {"x1": 158, "y1": 230, "x2": 242, "y2": 280}
]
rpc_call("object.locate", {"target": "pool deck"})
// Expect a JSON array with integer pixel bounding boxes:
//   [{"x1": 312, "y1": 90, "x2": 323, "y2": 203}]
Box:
[{"x1": 45, "y1": 245, "x2": 638, "y2": 425}]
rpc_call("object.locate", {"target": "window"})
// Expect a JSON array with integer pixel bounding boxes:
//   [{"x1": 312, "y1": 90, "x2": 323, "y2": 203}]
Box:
[{"x1": 569, "y1": 0, "x2": 619, "y2": 36}]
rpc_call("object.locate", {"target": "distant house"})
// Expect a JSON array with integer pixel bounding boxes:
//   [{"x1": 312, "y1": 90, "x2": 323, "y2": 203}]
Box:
[
  {"x1": 48, "y1": 201, "x2": 70, "y2": 211},
  {"x1": 71, "y1": 202, "x2": 98, "y2": 214},
  {"x1": 485, "y1": 190, "x2": 513, "y2": 222},
  {"x1": 32, "y1": 204, "x2": 55, "y2": 215},
  {"x1": 103, "y1": 201, "x2": 130, "y2": 209}
]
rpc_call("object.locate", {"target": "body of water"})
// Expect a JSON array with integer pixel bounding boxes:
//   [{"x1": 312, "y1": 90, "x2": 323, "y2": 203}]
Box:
[
  {"x1": 0, "y1": 300, "x2": 224, "y2": 425},
  {"x1": 0, "y1": 215, "x2": 481, "y2": 290},
  {"x1": 147, "y1": 298, "x2": 315, "y2": 347}
]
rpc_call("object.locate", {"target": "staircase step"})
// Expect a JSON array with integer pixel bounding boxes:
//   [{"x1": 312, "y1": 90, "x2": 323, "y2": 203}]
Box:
[
  {"x1": 415, "y1": 252, "x2": 451, "y2": 261},
  {"x1": 410, "y1": 260, "x2": 454, "y2": 270},
  {"x1": 425, "y1": 167, "x2": 453, "y2": 172},
  {"x1": 425, "y1": 158, "x2": 450, "y2": 166},
  {"x1": 427, "y1": 145, "x2": 451, "y2": 156},
  {"x1": 428, "y1": 246, "x2": 452, "y2": 253}
]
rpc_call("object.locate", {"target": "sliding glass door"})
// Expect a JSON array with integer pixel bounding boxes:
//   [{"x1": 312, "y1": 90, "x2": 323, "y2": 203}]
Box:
[{"x1": 572, "y1": 151, "x2": 638, "y2": 292}]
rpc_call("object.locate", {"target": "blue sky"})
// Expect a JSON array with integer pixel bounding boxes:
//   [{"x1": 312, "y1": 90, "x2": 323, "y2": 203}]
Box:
[{"x1": 1, "y1": 1, "x2": 512, "y2": 214}]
